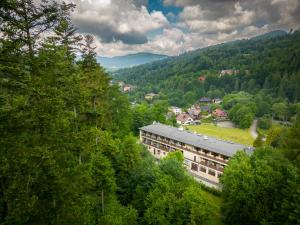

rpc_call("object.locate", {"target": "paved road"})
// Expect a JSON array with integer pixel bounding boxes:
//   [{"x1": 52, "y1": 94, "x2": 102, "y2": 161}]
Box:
[{"x1": 250, "y1": 119, "x2": 258, "y2": 139}]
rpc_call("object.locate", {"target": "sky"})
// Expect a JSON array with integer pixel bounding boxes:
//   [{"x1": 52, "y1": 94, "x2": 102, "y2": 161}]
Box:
[{"x1": 71, "y1": 0, "x2": 300, "y2": 57}]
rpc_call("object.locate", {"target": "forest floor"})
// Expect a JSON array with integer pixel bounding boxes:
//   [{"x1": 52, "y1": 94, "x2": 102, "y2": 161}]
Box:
[{"x1": 186, "y1": 123, "x2": 254, "y2": 146}]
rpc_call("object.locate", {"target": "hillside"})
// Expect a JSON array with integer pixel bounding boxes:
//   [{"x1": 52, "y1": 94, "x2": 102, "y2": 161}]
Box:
[
  {"x1": 114, "y1": 30, "x2": 300, "y2": 106},
  {"x1": 97, "y1": 52, "x2": 168, "y2": 69}
]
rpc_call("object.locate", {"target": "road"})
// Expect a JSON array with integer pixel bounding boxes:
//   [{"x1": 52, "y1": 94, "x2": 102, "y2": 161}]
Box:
[{"x1": 250, "y1": 119, "x2": 258, "y2": 139}]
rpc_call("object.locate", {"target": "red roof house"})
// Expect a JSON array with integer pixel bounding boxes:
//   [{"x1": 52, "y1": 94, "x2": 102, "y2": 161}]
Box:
[
  {"x1": 176, "y1": 113, "x2": 194, "y2": 125},
  {"x1": 212, "y1": 109, "x2": 228, "y2": 118},
  {"x1": 198, "y1": 76, "x2": 206, "y2": 81}
]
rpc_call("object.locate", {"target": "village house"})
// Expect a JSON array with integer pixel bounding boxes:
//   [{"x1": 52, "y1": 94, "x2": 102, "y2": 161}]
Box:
[
  {"x1": 200, "y1": 105, "x2": 211, "y2": 114},
  {"x1": 212, "y1": 108, "x2": 228, "y2": 119},
  {"x1": 176, "y1": 113, "x2": 194, "y2": 125},
  {"x1": 212, "y1": 98, "x2": 222, "y2": 104},
  {"x1": 123, "y1": 84, "x2": 134, "y2": 92},
  {"x1": 169, "y1": 106, "x2": 182, "y2": 115},
  {"x1": 198, "y1": 76, "x2": 206, "y2": 81},
  {"x1": 219, "y1": 69, "x2": 239, "y2": 77},
  {"x1": 145, "y1": 93, "x2": 158, "y2": 100},
  {"x1": 140, "y1": 123, "x2": 252, "y2": 187},
  {"x1": 187, "y1": 106, "x2": 201, "y2": 120},
  {"x1": 199, "y1": 97, "x2": 212, "y2": 104}
]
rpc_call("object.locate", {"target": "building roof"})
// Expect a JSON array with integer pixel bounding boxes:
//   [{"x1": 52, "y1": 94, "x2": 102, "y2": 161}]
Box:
[
  {"x1": 198, "y1": 76, "x2": 206, "y2": 81},
  {"x1": 170, "y1": 106, "x2": 182, "y2": 110},
  {"x1": 140, "y1": 123, "x2": 251, "y2": 157},
  {"x1": 188, "y1": 108, "x2": 201, "y2": 118},
  {"x1": 199, "y1": 97, "x2": 211, "y2": 102},
  {"x1": 213, "y1": 108, "x2": 227, "y2": 116},
  {"x1": 176, "y1": 113, "x2": 193, "y2": 123}
]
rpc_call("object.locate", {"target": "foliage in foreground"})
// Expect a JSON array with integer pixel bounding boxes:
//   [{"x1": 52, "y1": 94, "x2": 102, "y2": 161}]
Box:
[
  {"x1": 221, "y1": 146, "x2": 300, "y2": 225},
  {"x1": 0, "y1": 1, "x2": 215, "y2": 224}
]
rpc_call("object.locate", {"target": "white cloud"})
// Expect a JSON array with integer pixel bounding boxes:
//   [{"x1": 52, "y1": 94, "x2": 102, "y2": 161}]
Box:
[
  {"x1": 180, "y1": 3, "x2": 256, "y2": 33},
  {"x1": 72, "y1": 0, "x2": 169, "y2": 44},
  {"x1": 69, "y1": 0, "x2": 300, "y2": 56}
]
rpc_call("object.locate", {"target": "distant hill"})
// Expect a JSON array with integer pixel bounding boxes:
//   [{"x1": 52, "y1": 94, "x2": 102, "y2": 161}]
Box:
[
  {"x1": 250, "y1": 30, "x2": 287, "y2": 40},
  {"x1": 97, "y1": 52, "x2": 168, "y2": 69},
  {"x1": 114, "y1": 30, "x2": 300, "y2": 106}
]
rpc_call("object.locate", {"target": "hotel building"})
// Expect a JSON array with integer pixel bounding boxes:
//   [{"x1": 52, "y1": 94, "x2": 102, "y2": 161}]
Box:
[{"x1": 140, "y1": 123, "x2": 252, "y2": 188}]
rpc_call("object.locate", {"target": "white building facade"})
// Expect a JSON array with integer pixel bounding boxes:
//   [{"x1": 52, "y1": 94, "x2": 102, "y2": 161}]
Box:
[{"x1": 140, "y1": 123, "x2": 251, "y2": 188}]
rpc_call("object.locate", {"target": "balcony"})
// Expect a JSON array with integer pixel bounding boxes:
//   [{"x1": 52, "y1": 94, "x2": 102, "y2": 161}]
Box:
[
  {"x1": 142, "y1": 140, "x2": 173, "y2": 152},
  {"x1": 199, "y1": 161, "x2": 224, "y2": 172},
  {"x1": 141, "y1": 134, "x2": 228, "y2": 165}
]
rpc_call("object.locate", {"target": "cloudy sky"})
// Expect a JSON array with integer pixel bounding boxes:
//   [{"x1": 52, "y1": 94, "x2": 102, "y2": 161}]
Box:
[{"x1": 71, "y1": 0, "x2": 300, "y2": 56}]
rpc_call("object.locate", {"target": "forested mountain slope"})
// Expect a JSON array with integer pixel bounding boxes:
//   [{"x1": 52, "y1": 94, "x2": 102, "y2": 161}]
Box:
[
  {"x1": 114, "y1": 30, "x2": 300, "y2": 106},
  {"x1": 97, "y1": 52, "x2": 168, "y2": 69}
]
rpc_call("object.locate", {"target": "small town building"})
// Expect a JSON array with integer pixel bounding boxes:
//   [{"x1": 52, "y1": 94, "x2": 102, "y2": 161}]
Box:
[
  {"x1": 212, "y1": 98, "x2": 222, "y2": 104},
  {"x1": 140, "y1": 123, "x2": 252, "y2": 187},
  {"x1": 170, "y1": 106, "x2": 182, "y2": 115},
  {"x1": 198, "y1": 76, "x2": 206, "y2": 81},
  {"x1": 176, "y1": 113, "x2": 194, "y2": 125},
  {"x1": 212, "y1": 108, "x2": 228, "y2": 119},
  {"x1": 219, "y1": 70, "x2": 239, "y2": 77},
  {"x1": 199, "y1": 97, "x2": 212, "y2": 104},
  {"x1": 187, "y1": 106, "x2": 201, "y2": 120},
  {"x1": 123, "y1": 84, "x2": 134, "y2": 92},
  {"x1": 145, "y1": 93, "x2": 158, "y2": 100}
]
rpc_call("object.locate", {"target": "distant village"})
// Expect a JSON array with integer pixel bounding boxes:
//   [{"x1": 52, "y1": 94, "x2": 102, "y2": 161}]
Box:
[
  {"x1": 115, "y1": 70, "x2": 237, "y2": 125},
  {"x1": 169, "y1": 97, "x2": 228, "y2": 125}
]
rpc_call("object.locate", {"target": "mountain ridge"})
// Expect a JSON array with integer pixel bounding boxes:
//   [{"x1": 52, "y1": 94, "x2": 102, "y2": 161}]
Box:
[
  {"x1": 97, "y1": 52, "x2": 168, "y2": 69},
  {"x1": 113, "y1": 30, "x2": 300, "y2": 106}
]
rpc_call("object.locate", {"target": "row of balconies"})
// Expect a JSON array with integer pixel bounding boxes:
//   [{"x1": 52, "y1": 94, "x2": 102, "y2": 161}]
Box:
[
  {"x1": 142, "y1": 138, "x2": 224, "y2": 172},
  {"x1": 141, "y1": 132, "x2": 229, "y2": 164}
]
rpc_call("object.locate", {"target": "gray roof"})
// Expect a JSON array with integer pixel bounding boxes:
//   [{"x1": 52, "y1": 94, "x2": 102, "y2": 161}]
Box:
[
  {"x1": 140, "y1": 123, "x2": 251, "y2": 157},
  {"x1": 199, "y1": 97, "x2": 211, "y2": 102}
]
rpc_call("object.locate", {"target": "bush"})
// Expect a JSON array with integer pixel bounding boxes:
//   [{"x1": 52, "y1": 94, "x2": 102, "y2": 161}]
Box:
[{"x1": 258, "y1": 116, "x2": 272, "y2": 130}]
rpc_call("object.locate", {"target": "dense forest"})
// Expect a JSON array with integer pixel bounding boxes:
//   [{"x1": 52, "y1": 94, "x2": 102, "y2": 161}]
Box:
[
  {"x1": 114, "y1": 30, "x2": 300, "y2": 107},
  {"x1": 0, "y1": 1, "x2": 299, "y2": 225}
]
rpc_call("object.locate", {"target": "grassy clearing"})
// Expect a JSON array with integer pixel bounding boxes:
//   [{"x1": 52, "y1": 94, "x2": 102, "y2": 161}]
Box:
[
  {"x1": 186, "y1": 123, "x2": 254, "y2": 146},
  {"x1": 200, "y1": 189, "x2": 223, "y2": 225}
]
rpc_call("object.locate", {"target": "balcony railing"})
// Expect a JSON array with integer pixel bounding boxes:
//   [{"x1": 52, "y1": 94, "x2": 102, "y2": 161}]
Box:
[
  {"x1": 141, "y1": 134, "x2": 228, "y2": 165},
  {"x1": 199, "y1": 161, "x2": 224, "y2": 172},
  {"x1": 142, "y1": 138, "x2": 224, "y2": 172}
]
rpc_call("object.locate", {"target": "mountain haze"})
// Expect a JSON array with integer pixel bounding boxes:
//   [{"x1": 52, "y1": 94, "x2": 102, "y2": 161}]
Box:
[{"x1": 97, "y1": 52, "x2": 168, "y2": 69}]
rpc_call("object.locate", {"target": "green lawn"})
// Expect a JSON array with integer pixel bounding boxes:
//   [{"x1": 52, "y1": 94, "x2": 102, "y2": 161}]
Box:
[
  {"x1": 200, "y1": 189, "x2": 223, "y2": 225},
  {"x1": 186, "y1": 123, "x2": 254, "y2": 146}
]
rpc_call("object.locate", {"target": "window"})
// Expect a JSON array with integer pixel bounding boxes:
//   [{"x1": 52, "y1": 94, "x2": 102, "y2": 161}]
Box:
[
  {"x1": 208, "y1": 169, "x2": 216, "y2": 176},
  {"x1": 191, "y1": 163, "x2": 198, "y2": 171},
  {"x1": 148, "y1": 146, "x2": 151, "y2": 150},
  {"x1": 217, "y1": 173, "x2": 222, "y2": 178},
  {"x1": 154, "y1": 149, "x2": 156, "y2": 155},
  {"x1": 216, "y1": 164, "x2": 223, "y2": 170},
  {"x1": 184, "y1": 159, "x2": 190, "y2": 166},
  {"x1": 157, "y1": 150, "x2": 161, "y2": 155},
  {"x1": 200, "y1": 167, "x2": 206, "y2": 173},
  {"x1": 194, "y1": 156, "x2": 197, "y2": 162}
]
